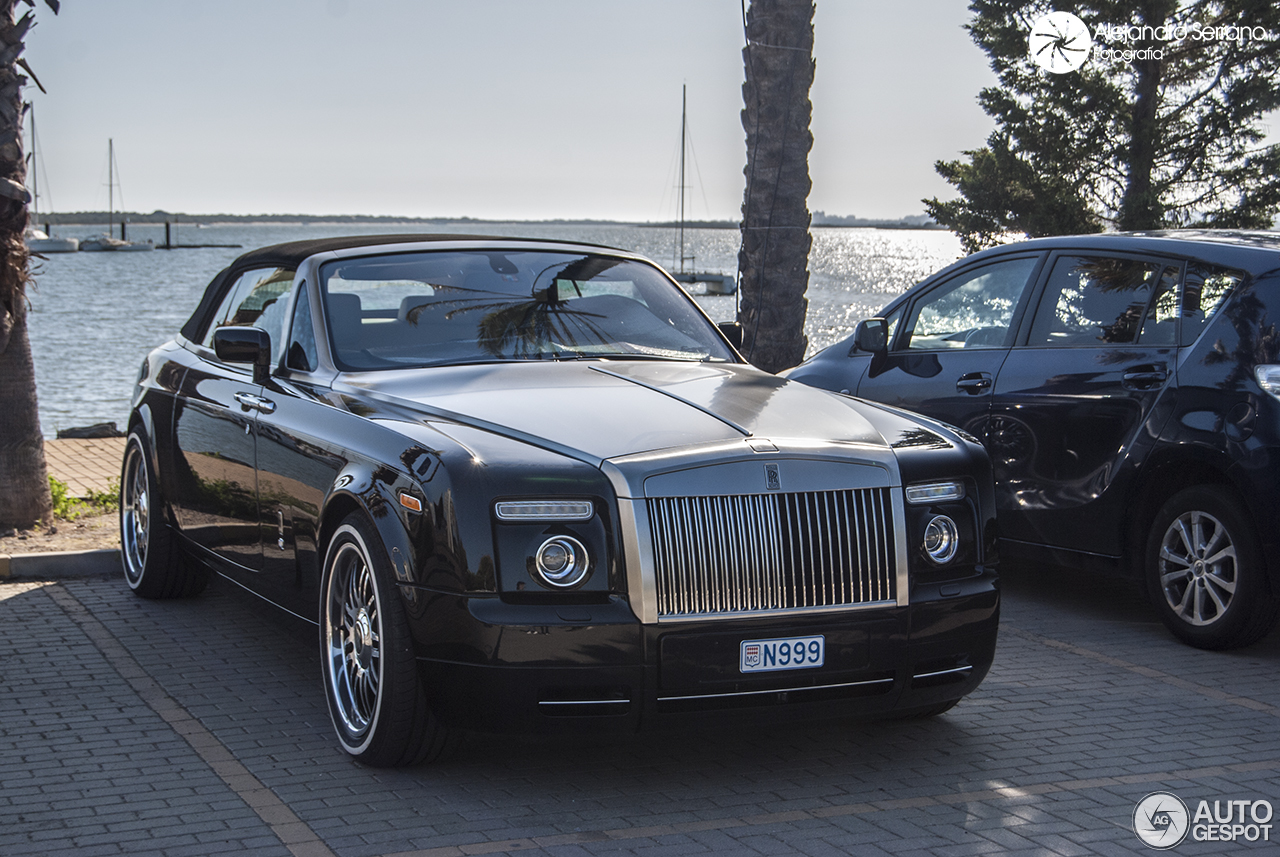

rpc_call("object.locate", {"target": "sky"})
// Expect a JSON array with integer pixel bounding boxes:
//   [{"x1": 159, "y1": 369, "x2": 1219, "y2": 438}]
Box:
[
  {"x1": 20, "y1": 2, "x2": 1067, "y2": 222},
  {"x1": 23, "y1": 0, "x2": 1008, "y2": 222}
]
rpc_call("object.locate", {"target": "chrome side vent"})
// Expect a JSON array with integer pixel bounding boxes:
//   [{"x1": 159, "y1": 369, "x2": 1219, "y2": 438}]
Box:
[{"x1": 647, "y1": 488, "x2": 898, "y2": 620}]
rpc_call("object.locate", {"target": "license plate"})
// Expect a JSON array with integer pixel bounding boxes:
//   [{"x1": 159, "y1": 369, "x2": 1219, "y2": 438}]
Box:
[{"x1": 740, "y1": 635, "x2": 825, "y2": 673}]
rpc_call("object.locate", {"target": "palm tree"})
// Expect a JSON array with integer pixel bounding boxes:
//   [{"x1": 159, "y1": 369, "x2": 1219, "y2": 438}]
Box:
[
  {"x1": 0, "y1": 0, "x2": 59, "y2": 530},
  {"x1": 736, "y1": 0, "x2": 814, "y2": 374}
]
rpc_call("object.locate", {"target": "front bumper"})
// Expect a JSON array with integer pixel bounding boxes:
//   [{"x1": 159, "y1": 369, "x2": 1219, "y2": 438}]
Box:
[{"x1": 405, "y1": 567, "x2": 999, "y2": 733}]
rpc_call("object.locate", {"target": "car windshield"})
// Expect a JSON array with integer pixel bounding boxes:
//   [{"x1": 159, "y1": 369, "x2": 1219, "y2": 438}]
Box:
[{"x1": 320, "y1": 250, "x2": 735, "y2": 370}]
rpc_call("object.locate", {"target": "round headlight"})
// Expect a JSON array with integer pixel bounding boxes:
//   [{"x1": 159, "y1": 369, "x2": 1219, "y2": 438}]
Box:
[
  {"x1": 533, "y1": 535, "x2": 589, "y2": 588},
  {"x1": 923, "y1": 515, "x2": 959, "y2": 564}
]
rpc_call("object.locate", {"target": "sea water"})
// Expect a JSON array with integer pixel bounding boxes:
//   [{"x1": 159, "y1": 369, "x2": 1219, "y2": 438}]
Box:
[{"x1": 26, "y1": 222, "x2": 962, "y2": 436}]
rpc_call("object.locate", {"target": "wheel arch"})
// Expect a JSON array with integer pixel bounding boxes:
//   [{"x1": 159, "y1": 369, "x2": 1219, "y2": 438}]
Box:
[
  {"x1": 317, "y1": 469, "x2": 418, "y2": 588},
  {"x1": 125, "y1": 404, "x2": 159, "y2": 473},
  {"x1": 123, "y1": 404, "x2": 179, "y2": 530},
  {"x1": 1124, "y1": 447, "x2": 1255, "y2": 574},
  {"x1": 318, "y1": 491, "x2": 364, "y2": 567}
]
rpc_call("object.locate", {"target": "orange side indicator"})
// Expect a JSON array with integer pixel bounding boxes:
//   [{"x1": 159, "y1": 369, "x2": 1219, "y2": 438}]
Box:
[{"x1": 399, "y1": 493, "x2": 423, "y2": 512}]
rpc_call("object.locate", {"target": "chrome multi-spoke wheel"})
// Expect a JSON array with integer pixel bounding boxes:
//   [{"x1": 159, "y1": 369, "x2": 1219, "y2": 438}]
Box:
[
  {"x1": 324, "y1": 533, "x2": 383, "y2": 742},
  {"x1": 121, "y1": 440, "x2": 151, "y2": 587},
  {"x1": 118, "y1": 431, "x2": 207, "y2": 599},
  {"x1": 1147, "y1": 486, "x2": 1277, "y2": 650},
  {"x1": 320, "y1": 514, "x2": 453, "y2": 766}
]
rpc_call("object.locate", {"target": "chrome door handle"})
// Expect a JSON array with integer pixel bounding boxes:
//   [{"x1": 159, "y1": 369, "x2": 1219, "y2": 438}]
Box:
[{"x1": 234, "y1": 392, "x2": 277, "y2": 414}]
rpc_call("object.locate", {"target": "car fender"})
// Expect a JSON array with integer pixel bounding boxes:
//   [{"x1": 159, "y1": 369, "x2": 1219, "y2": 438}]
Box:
[
  {"x1": 1123, "y1": 442, "x2": 1248, "y2": 565},
  {"x1": 317, "y1": 461, "x2": 420, "y2": 588},
  {"x1": 126, "y1": 401, "x2": 157, "y2": 463},
  {"x1": 125, "y1": 401, "x2": 176, "y2": 524}
]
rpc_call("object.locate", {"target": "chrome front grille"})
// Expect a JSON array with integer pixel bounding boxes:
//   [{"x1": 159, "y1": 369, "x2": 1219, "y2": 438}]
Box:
[{"x1": 646, "y1": 488, "x2": 898, "y2": 620}]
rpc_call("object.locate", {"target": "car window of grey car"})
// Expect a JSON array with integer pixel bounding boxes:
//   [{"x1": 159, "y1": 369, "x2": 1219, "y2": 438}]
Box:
[
  {"x1": 1027, "y1": 256, "x2": 1166, "y2": 347},
  {"x1": 903, "y1": 257, "x2": 1039, "y2": 350},
  {"x1": 1181, "y1": 262, "x2": 1243, "y2": 346}
]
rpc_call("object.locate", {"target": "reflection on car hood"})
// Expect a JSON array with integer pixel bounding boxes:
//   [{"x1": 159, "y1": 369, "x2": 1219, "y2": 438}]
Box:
[{"x1": 336, "y1": 361, "x2": 889, "y2": 464}]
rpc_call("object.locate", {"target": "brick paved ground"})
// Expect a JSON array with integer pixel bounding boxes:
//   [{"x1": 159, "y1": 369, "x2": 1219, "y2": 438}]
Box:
[
  {"x1": 43, "y1": 437, "x2": 128, "y2": 498},
  {"x1": 2, "y1": 564, "x2": 1278, "y2": 856}
]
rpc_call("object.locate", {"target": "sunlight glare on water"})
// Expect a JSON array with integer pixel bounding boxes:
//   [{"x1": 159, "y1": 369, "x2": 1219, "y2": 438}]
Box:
[{"x1": 26, "y1": 222, "x2": 962, "y2": 435}]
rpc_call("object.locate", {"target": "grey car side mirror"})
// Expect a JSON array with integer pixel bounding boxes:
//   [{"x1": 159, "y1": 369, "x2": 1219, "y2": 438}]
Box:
[{"x1": 852, "y1": 318, "x2": 888, "y2": 355}]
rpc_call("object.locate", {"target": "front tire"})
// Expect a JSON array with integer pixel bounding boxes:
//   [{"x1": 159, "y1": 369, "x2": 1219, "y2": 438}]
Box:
[
  {"x1": 1145, "y1": 486, "x2": 1278, "y2": 650},
  {"x1": 120, "y1": 431, "x2": 208, "y2": 599},
  {"x1": 321, "y1": 513, "x2": 452, "y2": 766}
]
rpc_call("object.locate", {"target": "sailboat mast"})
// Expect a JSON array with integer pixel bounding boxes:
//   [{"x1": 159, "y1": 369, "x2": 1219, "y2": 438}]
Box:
[
  {"x1": 108, "y1": 138, "x2": 114, "y2": 239},
  {"x1": 678, "y1": 85, "x2": 687, "y2": 275},
  {"x1": 29, "y1": 104, "x2": 38, "y2": 221}
]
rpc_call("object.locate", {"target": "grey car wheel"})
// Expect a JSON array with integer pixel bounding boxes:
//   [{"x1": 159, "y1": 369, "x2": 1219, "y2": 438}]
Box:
[
  {"x1": 1146, "y1": 486, "x2": 1277, "y2": 650},
  {"x1": 1158, "y1": 508, "x2": 1237, "y2": 627}
]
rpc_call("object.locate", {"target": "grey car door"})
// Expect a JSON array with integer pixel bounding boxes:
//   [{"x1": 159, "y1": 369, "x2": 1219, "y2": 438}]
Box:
[
  {"x1": 988, "y1": 252, "x2": 1182, "y2": 556},
  {"x1": 856, "y1": 254, "x2": 1044, "y2": 442}
]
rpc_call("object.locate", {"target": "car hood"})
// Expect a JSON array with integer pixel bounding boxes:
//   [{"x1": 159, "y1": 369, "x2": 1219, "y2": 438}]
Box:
[{"x1": 335, "y1": 360, "x2": 891, "y2": 464}]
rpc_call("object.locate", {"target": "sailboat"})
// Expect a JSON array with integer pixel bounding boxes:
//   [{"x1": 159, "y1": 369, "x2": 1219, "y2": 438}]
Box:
[
  {"x1": 80, "y1": 139, "x2": 153, "y2": 252},
  {"x1": 668, "y1": 85, "x2": 734, "y2": 295},
  {"x1": 24, "y1": 103, "x2": 79, "y2": 253}
]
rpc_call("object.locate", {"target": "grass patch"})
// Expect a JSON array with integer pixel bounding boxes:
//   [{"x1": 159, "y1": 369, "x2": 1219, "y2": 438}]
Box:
[{"x1": 49, "y1": 475, "x2": 121, "y2": 522}]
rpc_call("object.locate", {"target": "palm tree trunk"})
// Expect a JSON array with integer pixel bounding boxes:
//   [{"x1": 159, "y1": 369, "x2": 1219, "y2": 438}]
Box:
[
  {"x1": 0, "y1": 0, "x2": 52, "y2": 529},
  {"x1": 737, "y1": 0, "x2": 814, "y2": 374}
]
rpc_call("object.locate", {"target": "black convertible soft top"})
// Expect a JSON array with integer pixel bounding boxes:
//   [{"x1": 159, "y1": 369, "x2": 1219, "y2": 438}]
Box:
[
  {"x1": 180, "y1": 233, "x2": 620, "y2": 343},
  {"x1": 232, "y1": 233, "x2": 522, "y2": 267}
]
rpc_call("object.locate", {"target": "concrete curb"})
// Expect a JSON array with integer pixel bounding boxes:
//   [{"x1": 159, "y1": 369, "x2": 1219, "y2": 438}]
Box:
[{"x1": 0, "y1": 549, "x2": 121, "y2": 581}]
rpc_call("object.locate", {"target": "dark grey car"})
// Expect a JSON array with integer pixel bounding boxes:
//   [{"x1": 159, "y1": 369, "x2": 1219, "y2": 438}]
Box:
[{"x1": 785, "y1": 231, "x2": 1280, "y2": 650}]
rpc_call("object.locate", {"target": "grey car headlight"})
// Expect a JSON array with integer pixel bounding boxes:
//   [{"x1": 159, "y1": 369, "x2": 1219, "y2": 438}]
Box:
[{"x1": 1256, "y1": 365, "x2": 1280, "y2": 400}]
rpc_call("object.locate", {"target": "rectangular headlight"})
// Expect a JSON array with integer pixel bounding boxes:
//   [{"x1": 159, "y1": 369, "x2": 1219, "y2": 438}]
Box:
[
  {"x1": 494, "y1": 500, "x2": 594, "y2": 521},
  {"x1": 1256, "y1": 365, "x2": 1280, "y2": 400},
  {"x1": 905, "y1": 481, "x2": 965, "y2": 504}
]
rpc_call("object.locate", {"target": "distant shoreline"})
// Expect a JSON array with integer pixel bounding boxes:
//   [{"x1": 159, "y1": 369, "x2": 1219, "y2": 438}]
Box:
[{"x1": 32, "y1": 211, "x2": 945, "y2": 231}]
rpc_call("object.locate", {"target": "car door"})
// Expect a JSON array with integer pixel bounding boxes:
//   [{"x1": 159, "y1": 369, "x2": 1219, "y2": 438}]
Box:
[
  {"x1": 253, "y1": 279, "x2": 346, "y2": 616},
  {"x1": 171, "y1": 266, "x2": 295, "y2": 572},
  {"x1": 171, "y1": 354, "x2": 263, "y2": 570},
  {"x1": 856, "y1": 253, "x2": 1044, "y2": 442},
  {"x1": 988, "y1": 252, "x2": 1182, "y2": 555}
]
